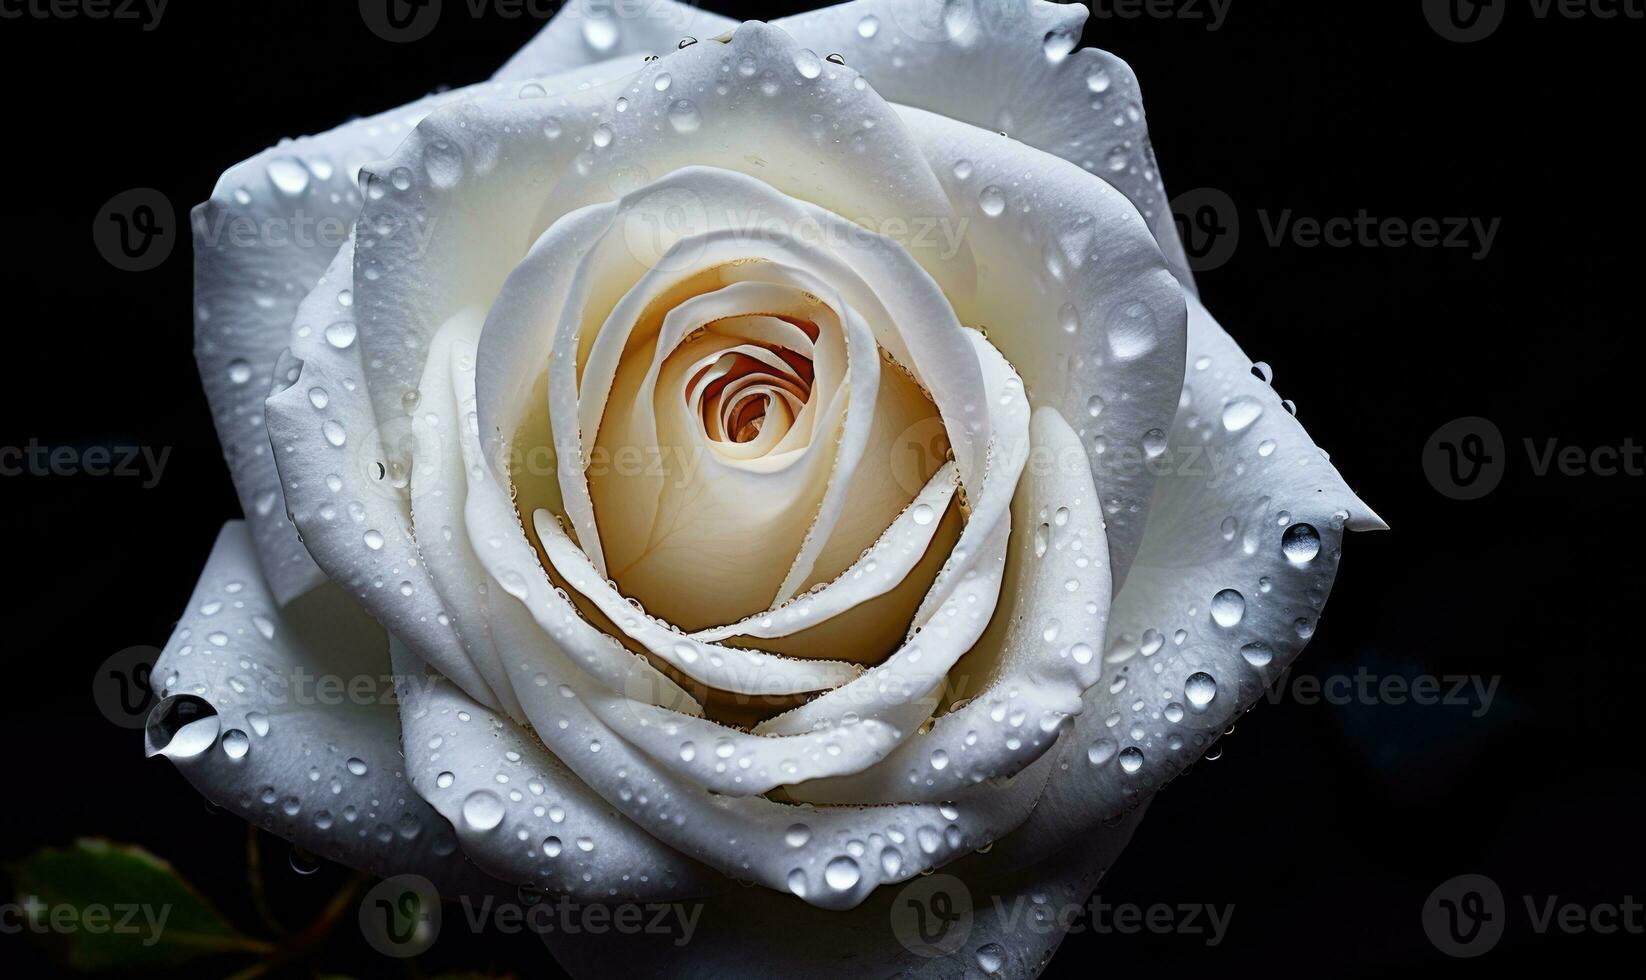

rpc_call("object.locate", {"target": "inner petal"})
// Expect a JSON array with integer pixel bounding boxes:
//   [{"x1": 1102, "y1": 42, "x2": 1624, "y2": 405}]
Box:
[{"x1": 587, "y1": 282, "x2": 853, "y2": 630}]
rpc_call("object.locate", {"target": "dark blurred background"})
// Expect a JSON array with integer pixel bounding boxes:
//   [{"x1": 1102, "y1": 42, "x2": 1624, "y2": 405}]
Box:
[{"x1": 1, "y1": 0, "x2": 1639, "y2": 976}]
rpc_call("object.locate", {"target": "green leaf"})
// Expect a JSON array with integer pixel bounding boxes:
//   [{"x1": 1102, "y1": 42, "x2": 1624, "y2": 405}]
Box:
[{"x1": 6, "y1": 838, "x2": 273, "y2": 973}]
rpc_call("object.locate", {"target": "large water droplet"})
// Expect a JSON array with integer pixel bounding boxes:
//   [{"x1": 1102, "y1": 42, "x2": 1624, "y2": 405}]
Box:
[
  {"x1": 1221, "y1": 396, "x2": 1265, "y2": 433},
  {"x1": 461, "y1": 790, "x2": 505, "y2": 831},
  {"x1": 824, "y1": 856, "x2": 861, "y2": 891},
  {"x1": 1210, "y1": 589, "x2": 1246, "y2": 628},
  {"x1": 1281, "y1": 523, "x2": 1321, "y2": 563},
  {"x1": 1185, "y1": 672, "x2": 1218, "y2": 710},
  {"x1": 221, "y1": 728, "x2": 249, "y2": 759},
  {"x1": 145, "y1": 696, "x2": 220, "y2": 760}
]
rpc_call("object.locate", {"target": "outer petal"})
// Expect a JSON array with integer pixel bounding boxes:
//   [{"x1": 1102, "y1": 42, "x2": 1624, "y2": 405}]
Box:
[
  {"x1": 190, "y1": 49, "x2": 638, "y2": 604},
  {"x1": 145, "y1": 522, "x2": 490, "y2": 893},
  {"x1": 390, "y1": 640, "x2": 720, "y2": 902},
  {"x1": 893, "y1": 104, "x2": 1186, "y2": 593},
  {"x1": 774, "y1": 0, "x2": 1192, "y2": 285},
  {"x1": 987, "y1": 294, "x2": 1381, "y2": 872},
  {"x1": 543, "y1": 809, "x2": 1145, "y2": 980}
]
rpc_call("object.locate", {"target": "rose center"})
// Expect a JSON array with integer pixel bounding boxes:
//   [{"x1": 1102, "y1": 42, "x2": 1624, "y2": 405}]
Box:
[{"x1": 688, "y1": 333, "x2": 817, "y2": 449}]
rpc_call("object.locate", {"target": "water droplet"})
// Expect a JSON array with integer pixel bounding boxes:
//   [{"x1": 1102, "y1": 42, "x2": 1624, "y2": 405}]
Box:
[
  {"x1": 145, "y1": 696, "x2": 219, "y2": 760},
  {"x1": 1221, "y1": 397, "x2": 1265, "y2": 433},
  {"x1": 422, "y1": 139, "x2": 464, "y2": 189},
  {"x1": 653, "y1": 72, "x2": 673, "y2": 92},
  {"x1": 1282, "y1": 523, "x2": 1321, "y2": 563},
  {"x1": 785, "y1": 823, "x2": 812, "y2": 848},
  {"x1": 582, "y1": 16, "x2": 618, "y2": 54},
  {"x1": 667, "y1": 99, "x2": 701, "y2": 134},
  {"x1": 346, "y1": 757, "x2": 368, "y2": 776},
  {"x1": 976, "y1": 942, "x2": 1007, "y2": 974},
  {"x1": 221, "y1": 729, "x2": 249, "y2": 759},
  {"x1": 857, "y1": 14, "x2": 880, "y2": 38},
  {"x1": 979, "y1": 185, "x2": 1006, "y2": 217},
  {"x1": 1118, "y1": 746, "x2": 1144, "y2": 774},
  {"x1": 267, "y1": 157, "x2": 310, "y2": 196},
  {"x1": 288, "y1": 846, "x2": 321, "y2": 875},
  {"x1": 1240, "y1": 641, "x2": 1275, "y2": 668},
  {"x1": 824, "y1": 856, "x2": 861, "y2": 891},
  {"x1": 1087, "y1": 738, "x2": 1118, "y2": 765},
  {"x1": 461, "y1": 790, "x2": 505, "y2": 831},
  {"x1": 1210, "y1": 589, "x2": 1246, "y2": 628},
  {"x1": 1043, "y1": 29, "x2": 1077, "y2": 62},
  {"x1": 324, "y1": 320, "x2": 356, "y2": 349},
  {"x1": 1185, "y1": 672, "x2": 1218, "y2": 710},
  {"x1": 911, "y1": 503, "x2": 936, "y2": 526},
  {"x1": 542, "y1": 835, "x2": 563, "y2": 857},
  {"x1": 793, "y1": 49, "x2": 823, "y2": 79}
]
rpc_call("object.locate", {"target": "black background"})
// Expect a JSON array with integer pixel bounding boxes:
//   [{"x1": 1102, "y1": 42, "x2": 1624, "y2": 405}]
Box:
[{"x1": 2, "y1": 0, "x2": 1641, "y2": 976}]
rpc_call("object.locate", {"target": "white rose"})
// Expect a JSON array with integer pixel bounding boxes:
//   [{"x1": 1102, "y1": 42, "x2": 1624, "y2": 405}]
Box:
[{"x1": 151, "y1": 1, "x2": 1381, "y2": 976}]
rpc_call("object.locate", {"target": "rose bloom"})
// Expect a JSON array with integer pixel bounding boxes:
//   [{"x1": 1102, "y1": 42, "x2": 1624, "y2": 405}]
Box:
[{"x1": 150, "y1": 1, "x2": 1380, "y2": 975}]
